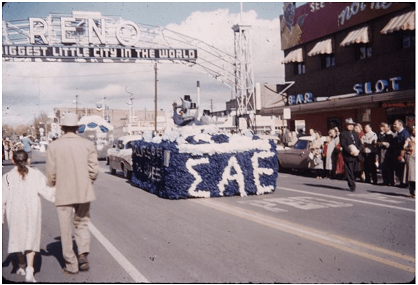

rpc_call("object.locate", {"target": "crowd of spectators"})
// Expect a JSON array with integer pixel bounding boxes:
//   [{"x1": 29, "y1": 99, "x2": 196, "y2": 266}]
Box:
[
  {"x1": 274, "y1": 119, "x2": 415, "y2": 197},
  {"x1": 2, "y1": 137, "x2": 27, "y2": 161},
  {"x1": 306, "y1": 120, "x2": 415, "y2": 197}
]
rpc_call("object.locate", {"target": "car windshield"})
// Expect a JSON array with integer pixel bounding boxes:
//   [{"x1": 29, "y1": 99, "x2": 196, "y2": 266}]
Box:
[{"x1": 294, "y1": 140, "x2": 308, "y2": 150}]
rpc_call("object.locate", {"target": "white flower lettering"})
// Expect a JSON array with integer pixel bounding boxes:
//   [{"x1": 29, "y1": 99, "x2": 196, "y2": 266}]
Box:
[
  {"x1": 186, "y1": 157, "x2": 211, "y2": 198},
  {"x1": 218, "y1": 156, "x2": 247, "y2": 197}
]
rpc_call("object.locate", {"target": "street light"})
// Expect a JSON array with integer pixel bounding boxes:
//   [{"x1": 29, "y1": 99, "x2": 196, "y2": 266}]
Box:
[
  {"x1": 125, "y1": 87, "x2": 134, "y2": 135},
  {"x1": 75, "y1": 95, "x2": 79, "y2": 116},
  {"x1": 103, "y1": 96, "x2": 106, "y2": 120}
]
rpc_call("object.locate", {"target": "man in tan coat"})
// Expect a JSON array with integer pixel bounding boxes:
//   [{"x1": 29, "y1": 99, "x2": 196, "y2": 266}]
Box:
[{"x1": 46, "y1": 113, "x2": 99, "y2": 274}]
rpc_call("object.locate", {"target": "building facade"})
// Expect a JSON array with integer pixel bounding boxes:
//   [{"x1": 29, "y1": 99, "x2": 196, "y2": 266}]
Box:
[{"x1": 261, "y1": 2, "x2": 415, "y2": 134}]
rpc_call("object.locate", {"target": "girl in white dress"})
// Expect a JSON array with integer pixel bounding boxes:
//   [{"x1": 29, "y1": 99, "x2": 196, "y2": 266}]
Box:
[{"x1": 2, "y1": 150, "x2": 55, "y2": 283}]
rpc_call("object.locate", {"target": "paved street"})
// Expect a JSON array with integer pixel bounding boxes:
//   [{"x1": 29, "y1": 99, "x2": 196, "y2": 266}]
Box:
[{"x1": 2, "y1": 150, "x2": 415, "y2": 283}]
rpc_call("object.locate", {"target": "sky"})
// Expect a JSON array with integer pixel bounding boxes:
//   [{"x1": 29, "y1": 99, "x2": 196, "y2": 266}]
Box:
[{"x1": 2, "y1": 2, "x2": 293, "y2": 126}]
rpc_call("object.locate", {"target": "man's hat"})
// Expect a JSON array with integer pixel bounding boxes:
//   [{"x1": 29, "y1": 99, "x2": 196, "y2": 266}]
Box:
[
  {"x1": 344, "y1": 118, "x2": 356, "y2": 125},
  {"x1": 60, "y1": 113, "x2": 79, "y2": 127}
]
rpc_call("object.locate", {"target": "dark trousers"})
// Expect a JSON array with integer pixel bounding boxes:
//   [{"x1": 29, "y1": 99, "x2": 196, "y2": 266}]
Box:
[
  {"x1": 363, "y1": 153, "x2": 377, "y2": 184},
  {"x1": 395, "y1": 161, "x2": 406, "y2": 186},
  {"x1": 381, "y1": 161, "x2": 391, "y2": 185},
  {"x1": 344, "y1": 159, "x2": 356, "y2": 190},
  {"x1": 409, "y1": 182, "x2": 415, "y2": 196},
  {"x1": 384, "y1": 154, "x2": 395, "y2": 185}
]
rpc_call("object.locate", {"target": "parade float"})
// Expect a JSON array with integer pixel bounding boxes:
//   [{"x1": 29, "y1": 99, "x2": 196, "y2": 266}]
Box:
[
  {"x1": 78, "y1": 115, "x2": 114, "y2": 159},
  {"x1": 129, "y1": 96, "x2": 279, "y2": 199}
]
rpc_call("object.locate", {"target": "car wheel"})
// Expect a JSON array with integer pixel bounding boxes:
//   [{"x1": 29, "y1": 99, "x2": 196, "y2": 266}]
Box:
[
  {"x1": 109, "y1": 164, "x2": 116, "y2": 175},
  {"x1": 123, "y1": 166, "x2": 132, "y2": 179}
]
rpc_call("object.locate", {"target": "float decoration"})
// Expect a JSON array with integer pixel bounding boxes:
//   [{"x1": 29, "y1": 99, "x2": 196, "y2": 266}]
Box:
[{"x1": 130, "y1": 126, "x2": 278, "y2": 199}]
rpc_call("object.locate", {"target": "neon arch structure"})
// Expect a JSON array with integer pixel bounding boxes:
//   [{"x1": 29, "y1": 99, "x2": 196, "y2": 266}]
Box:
[{"x1": 2, "y1": 11, "x2": 256, "y2": 129}]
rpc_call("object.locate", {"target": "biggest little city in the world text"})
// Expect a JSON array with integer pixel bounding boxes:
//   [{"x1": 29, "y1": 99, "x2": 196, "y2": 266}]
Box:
[{"x1": 2, "y1": 45, "x2": 197, "y2": 61}]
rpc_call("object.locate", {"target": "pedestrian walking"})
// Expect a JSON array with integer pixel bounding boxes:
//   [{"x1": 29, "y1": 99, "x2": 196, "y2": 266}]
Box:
[
  {"x1": 46, "y1": 112, "x2": 99, "y2": 275},
  {"x1": 340, "y1": 118, "x2": 362, "y2": 191},
  {"x1": 354, "y1": 123, "x2": 364, "y2": 139},
  {"x1": 287, "y1": 131, "x2": 298, "y2": 147},
  {"x1": 354, "y1": 123, "x2": 365, "y2": 181},
  {"x1": 332, "y1": 127, "x2": 345, "y2": 179},
  {"x1": 323, "y1": 136, "x2": 330, "y2": 173},
  {"x1": 283, "y1": 128, "x2": 291, "y2": 146},
  {"x1": 361, "y1": 124, "x2": 378, "y2": 184},
  {"x1": 309, "y1": 128, "x2": 316, "y2": 140},
  {"x1": 20, "y1": 133, "x2": 34, "y2": 165},
  {"x1": 4, "y1": 138, "x2": 11, "y2": 160},
  {"x1": 402, "y1": 126, "x2": 415, "y2": 197},
  {"x1": 325, "y1": 128, "x2": 339, "y2": 178},
  {"x1": 2, "y1": 150, "x2": 55, "y2": 283},
  {"x1": 310, "y1": 130, "x2": 324, "y2": 178},
  {"x1": 390, "y1": 119, "x2": 410, "y2": 188},
  {"x1": 377, "y1": 122, "x2": 394, "y2": 185}
]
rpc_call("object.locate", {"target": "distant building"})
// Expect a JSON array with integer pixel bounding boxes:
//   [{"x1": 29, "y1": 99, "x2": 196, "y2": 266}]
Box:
[
  {"x1": 212, "y1": 90, "x2": 288, "y2": 134},
  {"x1": 53, "y1": 107, "x2": 169, "y2": 136}
]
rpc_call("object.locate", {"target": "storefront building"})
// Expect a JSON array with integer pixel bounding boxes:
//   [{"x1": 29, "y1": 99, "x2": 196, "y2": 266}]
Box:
[{"x1": 260, "y1": 2, "x2": 415, "y2": 134}]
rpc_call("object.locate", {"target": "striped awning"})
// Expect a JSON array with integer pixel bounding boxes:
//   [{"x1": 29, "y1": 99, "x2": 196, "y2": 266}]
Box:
[
  {"x1": 281, "y1": 48, "x2": 303, "y2": 64},
  {"x1": 381, "y1": 11, "x2": 415, "y2": 34},
  {"x1": 308, "y1": 38, "x2": 333, "y2": 56},
  {"x1": 340, "y1": 26, "x2": 369, "y2": 47}
]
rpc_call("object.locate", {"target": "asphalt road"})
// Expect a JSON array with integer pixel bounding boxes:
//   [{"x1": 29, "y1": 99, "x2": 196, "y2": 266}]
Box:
[{"x1": 2, "y1": 150, "x2": 415, "y2": 283}]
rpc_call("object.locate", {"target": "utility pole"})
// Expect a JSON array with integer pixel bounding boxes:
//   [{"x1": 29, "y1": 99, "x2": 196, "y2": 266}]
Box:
[
  {"x1": 154, "y1": 62, "x2": 158, "y2": 132},
  {"x1": 102, "y1": 97, "x2": 106, "y2": 120},
  {"x1": 75, "y1": 95, "x2": 78, "y2": 117}
]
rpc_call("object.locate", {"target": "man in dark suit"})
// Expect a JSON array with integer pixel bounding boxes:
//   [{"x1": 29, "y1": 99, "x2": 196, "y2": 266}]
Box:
[
  {"x1": 339, "y1": 118, "x2": 362, "y2": 191},
  {"x1": 390, "y1": 119, "x2": 410, "y2": 187},
  {"x1": 376, "y1": 122, "x2": 394, "y2": 185}
]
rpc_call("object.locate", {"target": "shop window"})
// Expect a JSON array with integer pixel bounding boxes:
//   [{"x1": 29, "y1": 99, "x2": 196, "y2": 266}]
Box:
[
  {"x1": 327, "y1": 117, "x2": 342, "y2": 131},
  {"x1": 294, "y1": 62, "x2": 305, "y2": 75},
  {"x1": 402, "y1": 33, "x2": 415, "y2": 49},
  {"x1": 355, "y1": 45, "x2": 372, "y2": 60},
  {"x1": 360, "y1": 108, "x2": 371, "y2": 122},
  {"x1": 322, "y1": 54, "x2": 336, "y2": 68}
]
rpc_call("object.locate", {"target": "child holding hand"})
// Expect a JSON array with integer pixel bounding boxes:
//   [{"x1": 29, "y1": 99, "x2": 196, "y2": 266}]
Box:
[{"x1": 2, "y1": 150, "x2": 55, "y2": 283}]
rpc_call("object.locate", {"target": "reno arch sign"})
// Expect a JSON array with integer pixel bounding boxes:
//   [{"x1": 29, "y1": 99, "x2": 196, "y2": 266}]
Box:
[
  {"x1": 28, "y1": 17, "x2": 142, "y2": 46},
  {"x1": 2, "y1": 11, "x2": 198, "y2": 63}
]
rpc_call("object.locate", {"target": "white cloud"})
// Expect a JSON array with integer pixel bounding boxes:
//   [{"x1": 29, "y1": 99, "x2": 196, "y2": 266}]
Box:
[{"x1": 2, "y1": 8, "x2": 283, "y2": 126}]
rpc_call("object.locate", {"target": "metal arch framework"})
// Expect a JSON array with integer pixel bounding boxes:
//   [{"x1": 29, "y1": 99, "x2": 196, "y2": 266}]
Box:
[
  {"x1": 3, "y1": 13, "x2": 253, "y2": 101},
  {"x1": 3, "y1": 12, "x2": 257, "y2": 130},
  {"x1": 232, "y1": 24, "x2": 256, "y2": 130}
]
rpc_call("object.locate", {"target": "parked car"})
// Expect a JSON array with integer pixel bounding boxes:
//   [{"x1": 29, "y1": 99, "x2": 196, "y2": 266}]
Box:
[
  {"x1": 277, "y1": 136, "x2": 314, "y2": 170},
  {"x1": 107, "y1": 135, "x2": 142, "y2": 179},
  {"x1": 31, "y1": 143, "x2": 40, "y2": 150},
  {"x1": 95, "y1": 139, "x2": 114, "y2": 160}
]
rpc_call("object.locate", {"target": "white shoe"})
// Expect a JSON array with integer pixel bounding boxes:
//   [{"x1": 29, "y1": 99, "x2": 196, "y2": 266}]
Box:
[
  {"x1": 25, "y1": 266, "x2": 37, "y2": 283},
  {"x1": 16, "y1": 268, "x2": 26, "y2": 276}
]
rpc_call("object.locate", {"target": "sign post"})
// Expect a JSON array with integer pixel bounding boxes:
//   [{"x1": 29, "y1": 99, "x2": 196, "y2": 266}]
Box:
[{"x1": 154, "y1": 62, "x2": 158, "y2": 132}]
